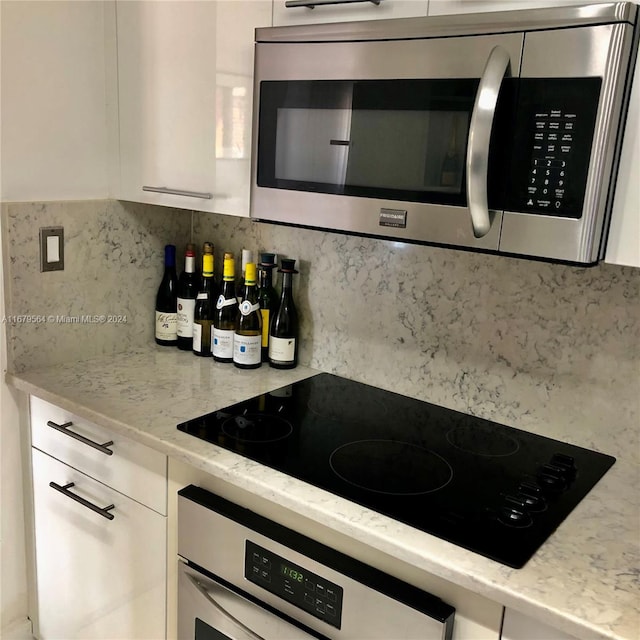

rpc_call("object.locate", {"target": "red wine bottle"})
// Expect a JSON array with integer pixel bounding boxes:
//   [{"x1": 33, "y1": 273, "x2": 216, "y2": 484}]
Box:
[
  {"x1": 269, "y1": 259, "x2": 299, "y2": 369},
  {"x1": 155, "y1": 244, "x2": 178, "y2": 346},
  {"x1": 176, "y1": 244, "x2": 198, "y2": 351}
]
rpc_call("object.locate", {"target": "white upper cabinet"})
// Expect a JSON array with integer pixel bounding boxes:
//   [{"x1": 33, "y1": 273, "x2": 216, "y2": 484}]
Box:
[
  {"x1": 273, "y1": 0, "x2": 428, "y2": 27},
  {"x1": 0, "y1": 1, "x2": 111, "y2": 201},
  {"x1": 606, "y1": 1, "x2": 640, "y2": 267},
  {"x1": 116, "y1": 1, "x2": 271, "y2": 216}
]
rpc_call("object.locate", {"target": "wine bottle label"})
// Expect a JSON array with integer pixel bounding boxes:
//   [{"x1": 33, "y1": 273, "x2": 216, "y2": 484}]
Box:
[
  {"x1": 269, "y1": 336, "x2": 296, "y2": 362},
  {"x1": 155, "y1": 311, "x2": 177, "y2": 341},
  {"x1": 176, "y1": 298, "x2": 196, "y2": 337},
  {"x1": 156, "y1": 311, "x2": 178, "y2": 340},
  {"x1": 260, "y1": 309, "x2": 270, "y2": 348},
  {"x1": 212, "y1": 328, "x2": 234, "y2": 359},
  {"x1": 233, "y1": 333, "x2": 261, "y2": 366},
  {"x1": 192, "y1": 323, "x2": 203, "y2": 353},
  {"x1": 196, "y1": 292, "x2": 208, "y2": 300},
  {"x1": 239, "y1": 300, "x2": 260, "y2": 316},
  {"x1": 216, "y1": 295, "x2": 237, "y2": 310}
]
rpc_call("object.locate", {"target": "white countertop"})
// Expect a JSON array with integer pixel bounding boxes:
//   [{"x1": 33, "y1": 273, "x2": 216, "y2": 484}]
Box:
[{"x1": 8, "y1": 348, "x2": 639, "y2": 640}]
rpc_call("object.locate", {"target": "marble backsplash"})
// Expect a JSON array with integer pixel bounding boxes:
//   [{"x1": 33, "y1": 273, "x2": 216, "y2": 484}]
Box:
[
  {"x1": 2, "y1": 200, "x2": 191, "y2": 373},
  {"x1": 3, "y1": 199, "x2": 638, "y2": 448},
  {"x1": 195, "y1": 212, "x2": 640, "y2": 448}
]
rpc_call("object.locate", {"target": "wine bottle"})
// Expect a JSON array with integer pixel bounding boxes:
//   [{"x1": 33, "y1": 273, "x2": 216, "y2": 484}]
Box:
[
  {"x1": 237, "y1": 249, "x2": 253, "y2": 303},
  {"x1": 440, "y1": 115, "x2": 461, "y2": 188},
  {"x1": 257, "y1": 253, "x2": 278, "y2": 363},
  {"x1": 233, "y1": 262, "x2": 262, "y2": 369},
  {"x1": 176, "y1": 244, "x2": 198, "y2": 351},
  {"x1": 269, "y1": 258, "x2": 299, "y2": 369},
  {"x1": 192, "y1": 252, "x2": 216, "y2": 357},
  {"x1": 199, "y1": 241, "x2": 213, "y2": 277},
  {"x1": 212, "y1": 253, "x2": 238, "y2": 363},
  {"x1": 155, "y1": 244, "x2": 178, "y2": 346}
]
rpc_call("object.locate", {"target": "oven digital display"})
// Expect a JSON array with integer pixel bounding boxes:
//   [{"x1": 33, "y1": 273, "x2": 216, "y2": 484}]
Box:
[
  {"x1": 281, "y1": 564, "x2": 304, "y2": 582},
  {"x1": 245, "y1": 540, "x2": 343, "y2": 629}
]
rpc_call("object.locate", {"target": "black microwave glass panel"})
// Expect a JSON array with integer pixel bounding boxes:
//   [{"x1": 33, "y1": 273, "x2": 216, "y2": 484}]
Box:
[
  {"x1": 257, "y1": 79, "x2": 481, "y2": 206},
  {"x1": 504, "y1": 77, "x2": 602, "y2": 218}
]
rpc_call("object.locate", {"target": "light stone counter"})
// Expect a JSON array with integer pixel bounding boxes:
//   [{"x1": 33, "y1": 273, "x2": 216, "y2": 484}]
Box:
[{"x1": 8, "y1": 348, "x2": 639, "y2": 640}]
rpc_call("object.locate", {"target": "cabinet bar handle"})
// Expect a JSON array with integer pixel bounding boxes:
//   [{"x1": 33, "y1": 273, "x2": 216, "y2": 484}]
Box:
[
  {"x1": 142, "y1": 185, "x2": 213, "y2": 199},
  {"x1": 46, "y1": 420, "x2": 114, "y2": 456},
  {"x1": 49, "y1": 482, "x2": 115, "y2": 520},
  {"x1": 286, "y1": 0, "x2": 380, "y2": 8}
]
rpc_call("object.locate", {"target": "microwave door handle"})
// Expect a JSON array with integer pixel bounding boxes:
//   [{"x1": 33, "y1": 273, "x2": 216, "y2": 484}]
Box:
[{"x1": 466, "y1": 45, "x2": 510, "y2": 238}]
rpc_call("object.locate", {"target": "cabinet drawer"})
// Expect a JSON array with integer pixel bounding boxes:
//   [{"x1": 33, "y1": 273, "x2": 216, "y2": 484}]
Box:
[
  {"x1": 30, "y1": 396, "x2": 167, "y2": 515},
  {"x1": 32, "y1": 448, "x2": 166, "y2": 640}
]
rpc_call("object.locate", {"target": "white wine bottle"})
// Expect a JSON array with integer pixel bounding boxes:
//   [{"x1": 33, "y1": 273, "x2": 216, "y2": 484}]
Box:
[
  {"x1": 155, "y1": 244, "x2": 178, "y2": 346},
  {"x1": 236, "y1": 248, "x2": 253, "y2": 303},
  {"x1": 269, "y1": 258, "x2": 299, "y2": 369},
  {"x1": 192, "y1": 252, "x2": 216, "y2": 357},
  {"x1": 233, "y1": 262, "x2": 262, "y2": 369},
  {"x1": 212, "y1": 253, "x2": 238, "y2": 363}
]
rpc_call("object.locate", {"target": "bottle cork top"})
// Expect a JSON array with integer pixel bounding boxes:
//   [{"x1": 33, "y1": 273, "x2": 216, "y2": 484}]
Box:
[{"x1": 279, "y1": 258, "x2": 298, "y2": 274}]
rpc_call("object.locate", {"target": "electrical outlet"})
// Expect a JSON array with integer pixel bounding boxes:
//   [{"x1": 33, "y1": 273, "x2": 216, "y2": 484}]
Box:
[{"x1": 39, "y1": 227, "x2": 64, "y2": 272}]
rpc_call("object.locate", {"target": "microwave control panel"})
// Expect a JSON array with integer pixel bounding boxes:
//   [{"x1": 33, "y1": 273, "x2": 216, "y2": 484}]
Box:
[
  {"x1": 506, "y1": 78, "x2": 602, "y2": 219},
  {"x1": 245, "y1": 540, "x2": 344, "y2": 629}
]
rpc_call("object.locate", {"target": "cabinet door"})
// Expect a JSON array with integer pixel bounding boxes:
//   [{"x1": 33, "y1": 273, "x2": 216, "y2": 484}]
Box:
[
  {"x1": 116, "y1": 0, "x2": 271, "y2": 216},
  {"x1": 273, "y1": 0, "x2": 428, "y2": 27},
  {"x1": 31, "y1": 448, "x2": 166, "y2": 640},
  {"x1": 605, "y1": 0, "x2": 640, "y2": 267}
]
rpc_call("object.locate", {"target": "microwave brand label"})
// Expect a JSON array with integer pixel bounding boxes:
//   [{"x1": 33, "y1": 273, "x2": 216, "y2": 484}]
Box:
[{"x1": 379, "y1": 208, "x2": 407, "y2": 229}]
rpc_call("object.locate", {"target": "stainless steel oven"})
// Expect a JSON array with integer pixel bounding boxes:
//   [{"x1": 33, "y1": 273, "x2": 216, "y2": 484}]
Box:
[
  {"x1": 177, "y1": 485, "x2": 455, "y2": 639},
  {"x1": 251, "y1": 2, "x2": 639, "y2": 264}
]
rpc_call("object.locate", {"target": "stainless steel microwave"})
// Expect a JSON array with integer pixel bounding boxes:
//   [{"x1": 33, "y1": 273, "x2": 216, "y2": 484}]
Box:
[{"x1": 250, "y1": 2, "x2": 639, "y2": 264}]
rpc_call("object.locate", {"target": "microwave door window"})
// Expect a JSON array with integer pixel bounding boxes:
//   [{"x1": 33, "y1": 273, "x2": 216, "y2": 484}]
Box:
[
  {"x1": 275, "y1": 108, "x2": 351, "y2": 187},
  {"x1": 345, "y1": 109, "x2": 469, "y2": 194},
  {"x1": 257, "y1": 79, "x2": 477, "y2": 205}
]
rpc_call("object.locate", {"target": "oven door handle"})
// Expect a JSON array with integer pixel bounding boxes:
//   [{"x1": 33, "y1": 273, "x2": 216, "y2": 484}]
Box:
[
  {"x1": 466, "y1": 45, "x2": 510, "y2": 238},
  {"x1": 185, "y1": 571, "x2": 265, "y2": 640}
]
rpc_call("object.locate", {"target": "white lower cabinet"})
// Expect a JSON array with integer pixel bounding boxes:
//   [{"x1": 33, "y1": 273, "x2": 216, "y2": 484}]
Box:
[{"x1": 29, "y1": 396, "x2": 168, "y2": 640}]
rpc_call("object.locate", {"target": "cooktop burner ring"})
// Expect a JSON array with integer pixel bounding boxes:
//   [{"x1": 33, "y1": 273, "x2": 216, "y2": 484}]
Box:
[
  {"x1": 221, "y1": 413, "x2": 294, "y2": 443},
  {"x1": 329, "y1": 439, "x2": 453, "y2": 496}
]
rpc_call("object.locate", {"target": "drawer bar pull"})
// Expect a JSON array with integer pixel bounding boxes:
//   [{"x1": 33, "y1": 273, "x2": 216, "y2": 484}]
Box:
[
  {"x1": 285, "y1": 0, "x2": 380, "y2": 7},
  {"x1": 49, "y1": 482, "x2": 115, "y2": 521},
  {"x1": 142, "y1": 185, "x2": 213, "y2": 199},
  {"x1": 46, "y1": 420, "x2": 114, "y2": 456}
]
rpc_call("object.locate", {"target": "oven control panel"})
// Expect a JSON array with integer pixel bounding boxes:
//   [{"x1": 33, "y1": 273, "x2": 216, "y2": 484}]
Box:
[{"x1": 245, "y1": 540, "x2": 344, "y2": 629}]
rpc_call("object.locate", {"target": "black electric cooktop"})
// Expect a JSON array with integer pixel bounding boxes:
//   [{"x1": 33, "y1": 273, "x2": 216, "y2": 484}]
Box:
[{"x1": 177, "y1": 373, "x2": 615, "y2": 568}]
